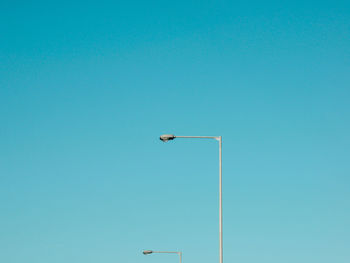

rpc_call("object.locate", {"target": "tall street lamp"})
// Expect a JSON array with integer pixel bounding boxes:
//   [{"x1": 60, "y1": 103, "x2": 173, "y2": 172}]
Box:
[
  {"x1": 159, "y1": 134, "x2": 223, "y2": 263},
  {"x1": 142, "y1": 250, "x2": 182, "y2": 263}
]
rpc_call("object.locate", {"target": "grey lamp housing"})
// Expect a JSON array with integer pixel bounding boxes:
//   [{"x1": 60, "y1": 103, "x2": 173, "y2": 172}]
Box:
[{"x1": 160, "y1": 134, "x2": 175, "y2": 142}]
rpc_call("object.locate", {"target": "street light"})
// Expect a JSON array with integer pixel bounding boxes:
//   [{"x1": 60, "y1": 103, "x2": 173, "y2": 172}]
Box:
[
  {"x1": 142, "y1": 250, "x2": 182, "y2": 263},
  {"x1": 159, "y1": 134, "x2": 223, "y2": 263},
  {"x1": 160, "y1": 134, "x2": 176, "y2": 142}
]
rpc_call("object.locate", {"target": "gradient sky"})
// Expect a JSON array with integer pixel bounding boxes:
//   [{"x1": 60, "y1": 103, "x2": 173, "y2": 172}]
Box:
[{"x1": 1, "y1": 1, "x2": 350, "y2": 263}]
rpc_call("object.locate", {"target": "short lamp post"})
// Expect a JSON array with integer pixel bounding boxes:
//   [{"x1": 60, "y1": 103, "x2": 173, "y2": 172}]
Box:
[
  {"x1": 143, "y1": 250, "x2": 182, "y2": 263},
  {"x1": 159, "y1": 134, "x2": 223, "y2": 263}
]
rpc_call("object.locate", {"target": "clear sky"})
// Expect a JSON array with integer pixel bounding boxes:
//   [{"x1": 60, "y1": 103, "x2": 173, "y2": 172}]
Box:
[{"x1": 1, "y1": 1, "x2": 349, "y2": 263}]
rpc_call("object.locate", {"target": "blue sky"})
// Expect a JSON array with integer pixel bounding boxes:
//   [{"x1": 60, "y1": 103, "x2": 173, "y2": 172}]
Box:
[{"x1": 1, "y1": 1, "x2": 350, "y2": 263}]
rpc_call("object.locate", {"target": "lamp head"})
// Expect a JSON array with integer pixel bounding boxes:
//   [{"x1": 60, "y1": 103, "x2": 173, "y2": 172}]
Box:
[
  {"x1": 160, "y1": 134, "x2": 175, "y2": 142},
  {"x1": 143, "y1": 250, "x2": 153, "y2": 255}
]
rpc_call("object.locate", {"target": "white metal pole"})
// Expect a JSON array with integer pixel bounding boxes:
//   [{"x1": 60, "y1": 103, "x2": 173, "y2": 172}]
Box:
[{"x1": 219, "y1": 136, "x2": 223, "y2": 263}]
